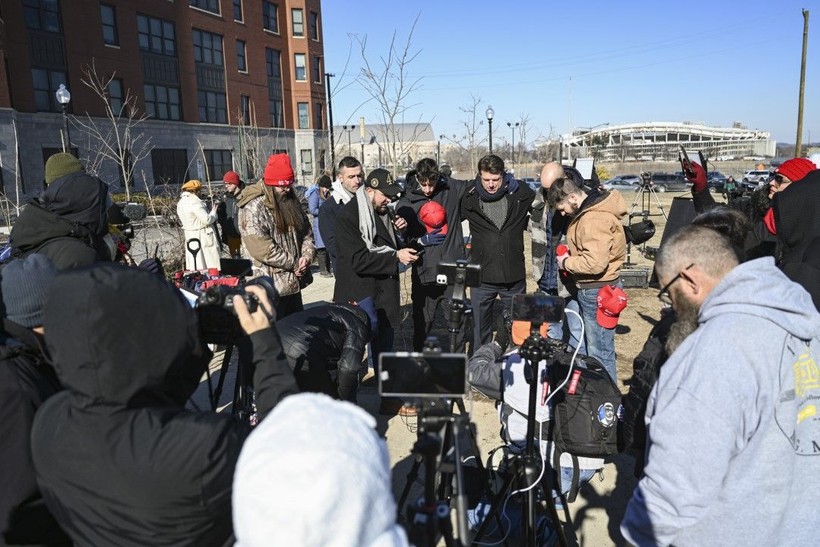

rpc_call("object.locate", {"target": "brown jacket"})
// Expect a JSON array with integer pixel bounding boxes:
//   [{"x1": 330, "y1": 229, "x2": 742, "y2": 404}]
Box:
[
  {"x1": 564, "y1": 190, "x2": 627, "y2": 287},
  {"x1": 238, "y1": 183, "x2": 315, "y2": 296}
]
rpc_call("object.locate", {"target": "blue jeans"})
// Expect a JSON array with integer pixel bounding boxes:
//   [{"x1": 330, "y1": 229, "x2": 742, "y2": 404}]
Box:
[{"x1": 566, "y1": 285, "x2": 619, "y2": 383}]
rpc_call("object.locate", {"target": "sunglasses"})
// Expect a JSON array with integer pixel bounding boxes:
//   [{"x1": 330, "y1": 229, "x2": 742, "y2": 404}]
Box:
[
  {"x1": 657, "y1": 263, "x2": 695, "y2": 305},
  {"x1": 772, "y1": 174, "x2": 787, "y2": 184}
]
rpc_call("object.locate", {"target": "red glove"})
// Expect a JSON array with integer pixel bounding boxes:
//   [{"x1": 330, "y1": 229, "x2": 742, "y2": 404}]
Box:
[
  {"x1": 556, "y1": 244, "x2": 569, "y2": 270},
  {"x1": 681, "y1": 151, "x2": 708, "y2": 192}
]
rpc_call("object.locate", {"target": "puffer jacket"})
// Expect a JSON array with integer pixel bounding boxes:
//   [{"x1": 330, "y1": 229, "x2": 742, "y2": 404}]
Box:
[
  {"x1": 177, "y1": 191, "x2": 221, "y2": 270},
  {"x1": 30, "y1": 264, "x2": 298, "y2": 547},
  {"x1": 563, "y1": 189, "x2": 627, "y2": 287},
  {"x1": 238, "y1": 183, "x2": 316, "y2": 296}
]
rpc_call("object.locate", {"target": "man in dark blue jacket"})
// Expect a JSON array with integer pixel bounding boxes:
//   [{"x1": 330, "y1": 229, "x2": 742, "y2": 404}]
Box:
[
  {"x1": 461, "y1": 155, "x2": 534, "y2": 350},
  {"x1": 396, "y1": 158, "x2": 470, "y2": 351},
  {"x1": 318, "y1": 156, "x2": 364, "y2": 269}
]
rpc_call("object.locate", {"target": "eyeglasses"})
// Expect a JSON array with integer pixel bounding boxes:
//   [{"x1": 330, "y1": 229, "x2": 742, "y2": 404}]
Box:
[
  {"x1": 657, "y1": 263, "x2": 695, "y2": 305},
  {"x1": 772, "y1": 174, "x2": 788, "y2": 184}
]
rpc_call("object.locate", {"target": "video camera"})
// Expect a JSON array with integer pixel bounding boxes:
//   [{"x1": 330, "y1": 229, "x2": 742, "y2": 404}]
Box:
[
  {"x1": 195, "y1": 276, "x2": 278, "y2": 345},
  {"x1": 379, "y1": 352, "x2": 467, "y2": 399}
]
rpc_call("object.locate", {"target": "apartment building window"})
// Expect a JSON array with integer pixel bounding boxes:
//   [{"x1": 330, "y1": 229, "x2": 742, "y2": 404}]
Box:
[
  {"x1": 198, "y1": 91, "x2": 227, "y2": 124},
  {"x1": 151, "y1": 149, "x2": 188, "y2": 186},
  {"x1": 233, "y1": 0, "x2": 243, "y2": 21},
  {"x1": 240, "y1": 95, "x2": 251, "y2": 124},
  {"x1": 189, "y1": 0, "x2": 219, "y2": 15},
  {"x1": 193, "y1": 29, "x2": 223, "y2": 66},
  {"x1": 100, "y1": 4, "x2": 118, "y2": 46},
  {"x1": 294, "y1": 54, "x2": 306, "y2": 81},
  {"x1": 263, "y1": 2, "x2": 278, "y2": 33},
  {"x1": 314, "y1": 102, "x2": 323, "y2": 130},
  {"x1": 300, "y1": 149, "x2": 313, "y2": 176},
  {"x1": 309, "y1": 11, "x2": 319, "y2": 40},
  {"x1": 32, "y1": 69, "x2": 66, "y2": 112},
  {"x1": 24, "y1": 0, "x2": 61, "y2": 33},
  {"x1": 204, "y1": 150, "x2": 232, "y2": 180},
  {"x1": 144, "y1": 84, "x2": 181, "y2": 120},
  {"x1": 297, "y1": 102, "x2": 309, "y2": 129},
  {"x1": 291, "y1": 9, "x2": 303, "y2": 37},
  {"x1": 236, "y1": 40, "x2": 247, "y2": 72},
  {"x1": 108, "y1": 78, "x2": 124, "y2": 114},
  {"x1": 312, "y1": 56, "x2": 321, "y2": 83},
  {"x1": 266, "y1": 48, "x2": 283, "y2": 128},
  {"x1": 137, "y1": 15, "x2": 176, "y2": 56},
  {"x1": 269, "y1": 99, "x2": 283, "y2": 128}
]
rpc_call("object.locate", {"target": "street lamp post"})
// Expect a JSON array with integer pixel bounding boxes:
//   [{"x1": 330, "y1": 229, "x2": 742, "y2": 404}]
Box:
[
  {"x1": 343, "y1": 125, "x2": 353, "y2": 156},
  {"x1": 55, "y1": 83, "x2": 71, "y2": 152},
  {"x1": 324, "y1": 72, "x2": 336, "y2": 172},
  {"x1": 507, "y1": 121, "x2": 520, "y2": 173},
  {"x1": 437, "y1": 135, "x2": 444, "y2": 165},
  {"x1": 485, "y1": 105, "x2": 494, "y2": 154},
  {"x1": 360, "y1": 138, "x2": 365, "y2": 167}
]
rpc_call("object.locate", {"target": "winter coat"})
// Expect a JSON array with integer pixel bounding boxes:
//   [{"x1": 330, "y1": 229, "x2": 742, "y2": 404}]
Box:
[
  {"x1": 773, "y1": 170, "x2": 820, "y2": 310},
  {"x1": 395, "y1": 178, "x2": 469, "y2": 284},
  {"x1": 238, "y1": 184, "x2": 316, "y2": 297},
  {"x1": 333, "y1": 199, "x2": 401, "y2": 326},
  {"x1": 460, "y1": 180, "x2": 535, "y2": 284},
  {"x1": 622, "y1": 258, "x2": 820, "y2": 546},
  {"x1": 0, "y1": 323, "x2": 68, "y2": 547},
  {"x1": 317, "y1": 191, "x2": 349, "y2": 265},
  {"x1": 563, "y1": 190, "x2": 627, "y2": 287},
  {"x1": 306, "y1": 185, "x2": 327, "y2": 249},
  {"x1": 11, "y1": 171, "x2": 111, "y2": 270},
  {"x1": 217, "y1": 193, "x2": 241, "y2": 240},
  {"x1": 30, "y1": 265, "x2": 298, "y2": 547},
  {"x1": 177, "y1": 191, "x2": 221, "y2": 270}
]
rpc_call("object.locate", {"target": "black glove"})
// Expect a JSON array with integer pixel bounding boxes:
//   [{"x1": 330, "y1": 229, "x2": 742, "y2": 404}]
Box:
[
  {"x1": 418, "y1": 229, "x2": 446, "y2": 247},
  {"x1": 138, "y1": 258, "x2": 165, "y2": 278}
]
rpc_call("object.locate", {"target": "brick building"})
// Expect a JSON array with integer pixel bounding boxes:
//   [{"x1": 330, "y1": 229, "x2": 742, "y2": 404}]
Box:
[{"x1": 0, "y1": 0, "x2": 328, "y2": 199}]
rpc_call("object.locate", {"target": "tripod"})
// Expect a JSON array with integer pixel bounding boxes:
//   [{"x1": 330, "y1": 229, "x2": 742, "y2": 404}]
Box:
[
  {"x1": 207, "y1": 336, "x2": 257, "y2": 423},
  {"x1": 627, "y1": 181, "x2": 667, "y2": 262}
]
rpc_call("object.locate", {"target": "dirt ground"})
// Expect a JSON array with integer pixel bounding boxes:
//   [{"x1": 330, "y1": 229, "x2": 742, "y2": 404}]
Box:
[{"x1": 295, "y1": 187, "x2": 719, "y2": 546}]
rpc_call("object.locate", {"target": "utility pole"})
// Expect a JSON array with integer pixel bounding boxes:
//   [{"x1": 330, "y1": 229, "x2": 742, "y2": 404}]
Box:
[
  {"x1": 795, "y1": 9, "x2": 809, "y2": 157},
  {"x1": 325, "y1": 72, "x2": 336, "y2": 174}
]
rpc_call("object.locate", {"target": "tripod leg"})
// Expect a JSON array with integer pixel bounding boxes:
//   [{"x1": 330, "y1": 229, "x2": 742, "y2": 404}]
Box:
[
  {"x1": 397, "y1": 456, "x2": 424, "y2": 517},
  {"x1": 648, "y1": 187, "x2": 668, "y2": 220},
  {"x1": 210, "y1": 344, "x2": 234, "y2": 410}
]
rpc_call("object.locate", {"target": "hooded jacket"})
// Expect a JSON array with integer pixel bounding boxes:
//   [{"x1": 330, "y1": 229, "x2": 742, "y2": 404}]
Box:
[
  {"x1": 622, "y1": 258, "x2": 820, "y2": 547},
  {"x1": 563, "y1": 190, "x2": 627, "y2": 287},
  {"x1": 395, "y1": 178, "x2": 469, "y2": 284},
  {"x1": 306, "y1": 185, "x2": 326, "y2": 249},
  {"x1": 30, "y1": 265, "x2": 298, "y2": 547},
  {"x1": 773, "y1": 169, "x2": 820, "y2": 310},
  {"x1": 11, "y1": 171, "x2": 111, "y2": 269},
  {"x1": 177, "y1": 191, "x2": 221, "y2": 270},
  {"x1": 460, "y1": 177, "x2": 535, "y2": 284}
]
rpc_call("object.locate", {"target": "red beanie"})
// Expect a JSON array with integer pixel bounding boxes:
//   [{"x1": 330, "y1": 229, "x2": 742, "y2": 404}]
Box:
[
  {"x1": 418, "y1": 201, "x2": 448, "y2": 235},
  {"x1": 223, "y1": 171, "x2": 241, "y2": 185},
  {"x1": 263, "y1": 154, "x2": 295, "y2": 186},
  {"x1": 775, "y1": 157, "x2": 816, "y2": 182}
]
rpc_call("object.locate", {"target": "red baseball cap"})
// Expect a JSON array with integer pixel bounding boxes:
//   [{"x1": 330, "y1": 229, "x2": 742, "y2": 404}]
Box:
[
  {"x1": 596, "y1": 285, "x2": 628, "y2": 329},
  {"x1": 418, "y1": 201, "x2": 448, "y2": 235}
]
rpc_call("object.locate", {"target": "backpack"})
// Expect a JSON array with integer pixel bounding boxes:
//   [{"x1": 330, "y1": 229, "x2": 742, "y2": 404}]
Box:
[{"x1": 548, "y1": 350, "x2": 622, "y2": 501}]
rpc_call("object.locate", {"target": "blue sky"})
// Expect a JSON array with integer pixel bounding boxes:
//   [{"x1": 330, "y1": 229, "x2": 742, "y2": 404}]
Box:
[{"x1": 322, "y1": 1, "x2": 817, "y2": 145}]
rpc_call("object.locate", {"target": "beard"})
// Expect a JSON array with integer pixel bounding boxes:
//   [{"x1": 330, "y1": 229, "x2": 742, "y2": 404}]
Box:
[
  {"x1": 263, "y1": 186, "x2": 306, "y2": 234},
  {"x1": 664, "y1": 295, "x2": 700, "y2": 356}
]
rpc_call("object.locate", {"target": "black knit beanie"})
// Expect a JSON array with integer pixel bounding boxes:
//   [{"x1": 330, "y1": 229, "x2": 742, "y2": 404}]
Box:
[{"x1": 1, "y1": 254, "x2": 59, "y2": 328}]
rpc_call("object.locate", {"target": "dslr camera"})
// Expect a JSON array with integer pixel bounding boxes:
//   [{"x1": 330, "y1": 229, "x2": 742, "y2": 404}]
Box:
[{"x1": 196, "y1": 277, "x2": 278, "y2": 345}]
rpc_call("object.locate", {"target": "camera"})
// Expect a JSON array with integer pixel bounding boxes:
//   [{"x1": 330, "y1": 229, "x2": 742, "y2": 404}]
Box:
[
  {"x1": 436, "y1": 260, "x2": 481, "y2": 287},
  {"x1": 640, "y1": 172, "x2": 652, "y2": 187},
  {"x1": 195, "y1": 276, "x2": 278, "y2": 345},
  {"x1": 379, "y1": 352, "x2": 467, "y2": 398}
]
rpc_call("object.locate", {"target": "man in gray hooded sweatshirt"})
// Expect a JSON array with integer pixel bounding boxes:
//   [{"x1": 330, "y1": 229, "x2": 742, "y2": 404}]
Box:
[{"x1": 621, "y1": 225, "x2": 820, "y2": 546}]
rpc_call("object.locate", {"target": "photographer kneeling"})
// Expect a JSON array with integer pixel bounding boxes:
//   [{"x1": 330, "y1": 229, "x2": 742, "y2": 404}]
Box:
[{"x1": 31, "y1": 264, "x2": 298, "y2": 547}]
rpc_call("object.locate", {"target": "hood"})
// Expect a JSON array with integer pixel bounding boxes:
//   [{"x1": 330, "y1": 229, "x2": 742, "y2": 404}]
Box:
[
  {"x1": 41, "y1": 171, "x2": 110, "y2": 236},
  {"x1": 699, "y1": 257, "x2": 820, "y2": 339},
  {"x1": 237, "y1": 181, "x2": 264, "y2": 208},
  {"x1": 43, "y1": 264, "x2": 211, "y2": 409},
  {"x1": 233, "y1": 393, "x2": 408, "y2": 547},
  {"x1": 404, "y1": 179, "x2": 451, "y2": 204},
  {"x1": 773, "y1": 170, "x2": 820, "y2": 264},
  {"x1": 577, "y1": 189, "x2": 627, "y2": 220},
  {"x1": 10, "y1": 201, "x2": 84, "y2": 251}
]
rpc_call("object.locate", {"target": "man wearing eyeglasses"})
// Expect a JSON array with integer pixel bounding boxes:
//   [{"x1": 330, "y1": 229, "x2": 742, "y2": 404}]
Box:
[{"x1": 622, "y1": 225, "x2": 820, "y2": 547}]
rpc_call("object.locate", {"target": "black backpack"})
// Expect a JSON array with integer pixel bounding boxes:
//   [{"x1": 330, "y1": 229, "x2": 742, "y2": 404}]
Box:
[{"x1": 548, "y1": 351, "x2": 622, "y2": 501}]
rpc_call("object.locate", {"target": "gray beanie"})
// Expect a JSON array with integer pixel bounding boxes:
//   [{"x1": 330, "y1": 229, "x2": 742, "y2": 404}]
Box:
[{"x1": 1, "y1": 254, "x2": 59, "y2": 328}]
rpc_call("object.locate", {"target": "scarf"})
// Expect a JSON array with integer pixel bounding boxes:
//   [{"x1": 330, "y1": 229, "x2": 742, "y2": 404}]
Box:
[
  {"x1": 331, "y1": 180, "x2": 354, "y2": 205},
  {"x1": 356, "y1": 186, "x2": 395, "y2": 255},
  {"x1": 474, "y1": 172, "x2": 520, "y2": 203}
]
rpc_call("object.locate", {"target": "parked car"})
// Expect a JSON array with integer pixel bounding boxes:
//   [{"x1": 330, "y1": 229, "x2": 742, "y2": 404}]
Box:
[
  {"x1": 521, "y1": 177, "x2": 539, "y2": 191},
  {"x1": 649, "y1": 173, "x2": 691, "y2": 193},
  {"x1": 602, "y1": 178, "x2": 639, "y2": 191},
  {"x1": 742, "y1": 170, "x2": 772, "y2": 186},
  {"x1": 707, "y1": 171, "x2": 727, "y2": 193}
]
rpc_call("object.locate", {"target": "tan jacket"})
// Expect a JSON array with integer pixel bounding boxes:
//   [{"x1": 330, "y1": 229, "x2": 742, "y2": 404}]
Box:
[
  {"x1": 238, "y1": 184, "x2": 315, "y2": 296},
  {"x1": 564, "y1": 190, "x2": 627, "y2": 286}
]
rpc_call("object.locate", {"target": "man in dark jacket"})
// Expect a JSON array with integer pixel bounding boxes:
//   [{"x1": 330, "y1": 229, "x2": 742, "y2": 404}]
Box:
[
  {"x1": 461, "y1": 154, "x2": 534, "y2": 350},
  {"x1": 10, "y1": 152, "x2": 111, "y2": 269},
  {"x1": 318, "y1": 156, "x2": 364, "y2": 269},
  {"x1": 276, "y1": 303, "x2": 369, "y2": 402},
  {"x1": 217, "y1": 170, "x2": 245, "y2": 257},
  {"x1": 396, "y1": 158, "x2": 470, "y2": 351},
  {"x1": 0, "y1": 255, "x2": 70, "y2": 547},
  {"x1": 30, "y1": 264, "x2": 298, "y2": 547}
]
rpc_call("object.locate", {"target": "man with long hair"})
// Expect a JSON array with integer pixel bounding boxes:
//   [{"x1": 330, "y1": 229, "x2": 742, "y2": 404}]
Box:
[{"x1": 239, "y1": 153, "x2": 315, "y2": 318}]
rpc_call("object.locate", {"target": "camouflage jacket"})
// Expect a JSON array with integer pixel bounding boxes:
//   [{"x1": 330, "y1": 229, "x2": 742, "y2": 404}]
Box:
[{"x1": 238, "y1": 185, "x2": 315, "y2": 296}]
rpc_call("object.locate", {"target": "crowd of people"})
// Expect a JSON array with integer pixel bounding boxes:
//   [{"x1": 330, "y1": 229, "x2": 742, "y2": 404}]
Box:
[{"x1": 1, "y1": 147, "x2": 819, "y2": 546}]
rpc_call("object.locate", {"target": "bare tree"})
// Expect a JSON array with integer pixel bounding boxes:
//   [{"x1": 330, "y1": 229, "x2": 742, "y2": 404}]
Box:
[
  {"x1": 354, "y1": 14, "x2": 427, "y2": 177},
  {"x1": 73, "y1": 60, "x2": 153, "y2": 200}
]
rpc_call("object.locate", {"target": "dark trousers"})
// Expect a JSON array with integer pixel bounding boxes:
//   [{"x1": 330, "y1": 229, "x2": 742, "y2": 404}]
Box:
[
  {"x1": 276, "y1": 292, "x2": 304, "y2": 319},
  {"x1": 316, "y1": 248, "x2": 331, "y2": 275},
  {"x1": 411, "y1": 281, "x2": 468, "y2": 353},
  {"x1": 470, "y1": 280, "x2": 526, "y2": 349}
]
